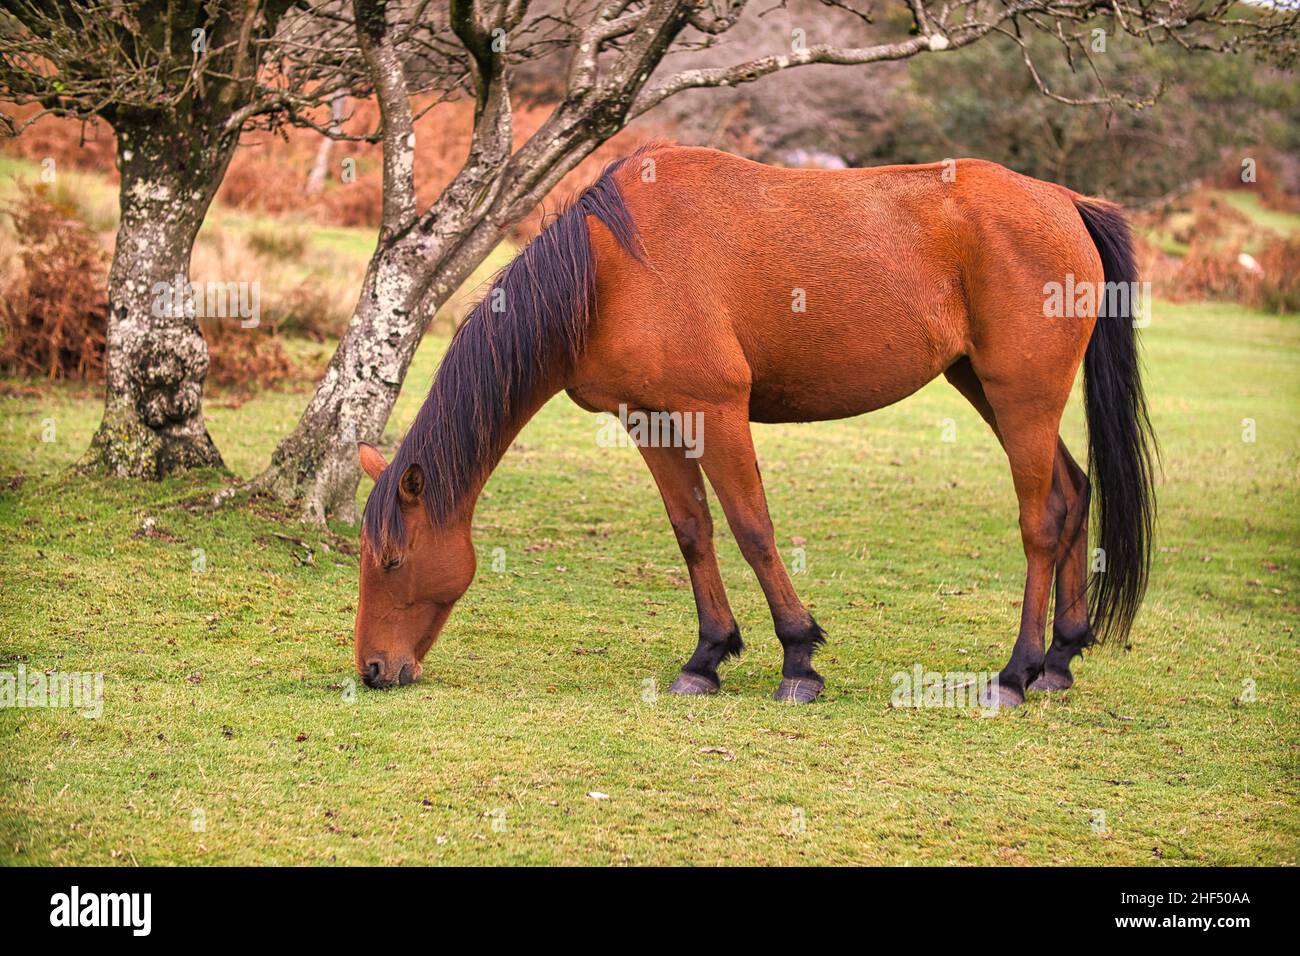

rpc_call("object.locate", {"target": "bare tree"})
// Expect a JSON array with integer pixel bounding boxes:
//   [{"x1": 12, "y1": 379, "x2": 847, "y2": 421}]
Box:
[{"x1": 0, "y1": 0, "x2": 358, "y2": 476}]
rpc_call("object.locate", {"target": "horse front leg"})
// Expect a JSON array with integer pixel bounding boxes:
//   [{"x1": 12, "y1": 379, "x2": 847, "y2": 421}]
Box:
[
  {"x1": 635, "y1": 443, "x2": 742, "y2": 695},
  {"x1": 696, "y1": 406, "x2": 826, "y2": 703}
]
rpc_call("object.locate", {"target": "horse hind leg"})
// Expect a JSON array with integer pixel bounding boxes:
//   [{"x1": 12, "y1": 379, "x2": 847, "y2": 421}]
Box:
[
  {"x1": 944, "y1": 358, "x2": 1001, "y2": 439},
  {"x1": 946, "y1": 362, "x2": 1092, "y2": 695},
  {"x1": 1029, "y1": 440, "x2": 1093, "y2": 691},
  {"x1": 945, "y1": 359, "x2": 1068, "y2": 707},
  {"x1": 990, "y1": 411, "x2": 1069, "y2": 707}
]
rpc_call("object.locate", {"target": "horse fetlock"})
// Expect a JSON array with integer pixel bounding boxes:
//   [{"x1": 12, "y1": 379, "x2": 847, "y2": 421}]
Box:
[
  {"x1": 1039, "y1": 623, "x2": 1093, "y2": 685},
  {"x1": 996, "y1": 657, "x2": 1043, "y2": 701},
  {"x1": 776, "y1": 615, "x2": 827, "y2": 648},
  {"x1": 681, "y1": 622, "x2": 742, "y2": 682},
  {"x1": 707, "y1": 623, "x2": 744, "y2": 661},
  {"x1": 1050, "y1": 622, "x2": 1096, "y2": 656}
]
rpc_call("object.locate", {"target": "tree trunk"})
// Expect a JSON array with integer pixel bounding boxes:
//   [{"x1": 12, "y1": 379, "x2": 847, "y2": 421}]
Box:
[
  {"x1": 252, "y1": 220, "x2": 506, "y2": 525},
  {"x1": 255, "y1": 239, "x2": 423, "y2": 524},
  {"x1": 83, "y1": 118, "x2": 235, "y2": 478}
]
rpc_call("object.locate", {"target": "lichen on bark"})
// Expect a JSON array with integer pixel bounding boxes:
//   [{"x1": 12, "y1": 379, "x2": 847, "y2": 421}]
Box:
[{"x1": 83, "y1": 116, "x2": 235, "y2": 479}]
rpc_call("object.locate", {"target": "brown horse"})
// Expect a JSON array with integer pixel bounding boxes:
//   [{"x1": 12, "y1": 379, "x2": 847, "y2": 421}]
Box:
[{"x1": 353, "y1": 143, "x2": 1155, "y2": 707}]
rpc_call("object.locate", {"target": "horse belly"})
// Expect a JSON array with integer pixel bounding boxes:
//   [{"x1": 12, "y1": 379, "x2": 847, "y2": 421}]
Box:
[
  {"x1": 728, "y1": 226, "x2": 966, "y2": 423},
  {"x1": 748, "y1": 349, "x2": 948, "y2": 422},
  {"x1": 744, "y1": 296, "x2": 963, "y2": 423}
]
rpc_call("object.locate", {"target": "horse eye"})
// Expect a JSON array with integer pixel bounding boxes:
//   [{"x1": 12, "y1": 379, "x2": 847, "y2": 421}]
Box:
[{"x1": 382, "y1": 556, "x2": 402, "y2": 572}]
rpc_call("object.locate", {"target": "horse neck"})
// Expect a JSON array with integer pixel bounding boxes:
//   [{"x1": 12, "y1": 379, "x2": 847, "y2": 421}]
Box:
[{"x1": 444, "y1": 363, "x2": 568, "y2": 524}]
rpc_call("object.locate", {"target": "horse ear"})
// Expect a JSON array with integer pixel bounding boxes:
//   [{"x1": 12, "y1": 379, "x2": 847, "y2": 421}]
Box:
[
  {"x1": 398, "y1": 463, "x2": 425, "y2": 504},
  {"x1": 357, "y1": 442, "x2": 388, "y2": 482}
]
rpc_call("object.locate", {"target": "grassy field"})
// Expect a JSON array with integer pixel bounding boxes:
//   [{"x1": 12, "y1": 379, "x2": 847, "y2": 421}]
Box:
[{"x1": 1, "y1": 296, "x2": 1297, "y2": 865}]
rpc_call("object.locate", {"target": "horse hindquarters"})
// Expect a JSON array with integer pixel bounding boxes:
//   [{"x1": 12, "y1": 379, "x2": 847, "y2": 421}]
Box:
[
  {"x1": 955, "y1": 186, "x2": 1154, "y2": 705},
  {"x1": 952, "y1": 184, "x2": 1114, "y2": 705}
]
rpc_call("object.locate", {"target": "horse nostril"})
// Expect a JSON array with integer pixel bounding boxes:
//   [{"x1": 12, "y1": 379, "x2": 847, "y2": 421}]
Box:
[{"x1": 364, "y1": 660, "x2": 381, "y2": 687}]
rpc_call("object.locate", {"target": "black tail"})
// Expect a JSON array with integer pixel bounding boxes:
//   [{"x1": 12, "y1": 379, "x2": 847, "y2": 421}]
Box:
[{"x1": 1075, "y1": 199, "x2": 1157, "y2": 645}]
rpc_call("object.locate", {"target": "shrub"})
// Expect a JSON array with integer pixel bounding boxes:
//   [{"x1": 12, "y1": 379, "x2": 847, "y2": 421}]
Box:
[
  {"x1": 1170, "y1": 242, "x2": 1245, "y2": 303},
  {"x1": 204, "y1": 327, "x2": 302, "y2": 399},
  {"x1": 1249, "y1": 236, "x2": 1300, "y2": 314},
  {"x1": 316, "y1": 176, "x2": 382, "y2": 228},
  {"x1": 262, "y1": 280, "x2": 346, "y2": 341},
  {"x1": 1209, "y1": 148, "x2": 1300, "y2": 215},
  {"x1": 0, "y1": 184, "x2": 109, "y2": 380},
  {"x1": 0, "y1": 185, "x2": 323, "y2": 393},
  {"x1": 1171, "y1": 236, "x2": 1300, "y2": 314},
  {"x1": 1175, "y1": 193, "x2": 1252, "y2": 245}
]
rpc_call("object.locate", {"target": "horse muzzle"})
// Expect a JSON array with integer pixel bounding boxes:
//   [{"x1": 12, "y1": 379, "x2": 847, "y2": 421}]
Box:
[{"x1": 360, "y1": 655, "x2": 422, "y2": 690}]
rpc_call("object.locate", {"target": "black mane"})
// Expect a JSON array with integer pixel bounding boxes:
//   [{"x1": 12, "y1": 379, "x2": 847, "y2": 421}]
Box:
[{"x1": 363, "y1": 150, "x2": 647, "y2": 556}]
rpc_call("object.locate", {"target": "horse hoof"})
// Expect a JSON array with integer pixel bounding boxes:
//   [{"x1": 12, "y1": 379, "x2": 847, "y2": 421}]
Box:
[
  {"x1": 773, "y1": 677, "x2": 823, "y2": 704},
  {"x1": 668, "y1": 671, "x2": 719, "y2": 696},
  {"x1": 1027, "y1": 670, "x2": 1073, "y2": 692},
  {"x1": 978, "y1": 683, "x2": 1024, "y2": 711}
]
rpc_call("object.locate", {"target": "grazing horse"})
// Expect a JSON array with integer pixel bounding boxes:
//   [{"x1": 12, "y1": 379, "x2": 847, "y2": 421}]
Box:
[{"x1": 354, "y1": 143, "x2": 1155, "y2": 707}]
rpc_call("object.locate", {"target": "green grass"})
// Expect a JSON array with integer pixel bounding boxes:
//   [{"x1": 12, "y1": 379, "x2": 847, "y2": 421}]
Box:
[{"x1": 1, "y1": 295, "x2": 1297, "y2": 865}]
